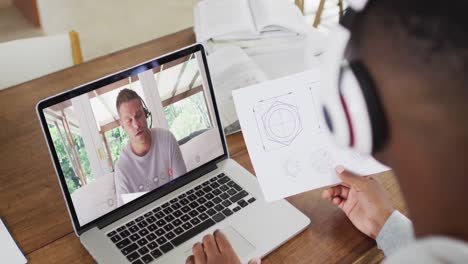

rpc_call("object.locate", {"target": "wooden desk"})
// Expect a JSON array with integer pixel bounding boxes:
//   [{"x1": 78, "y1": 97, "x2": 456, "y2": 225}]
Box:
[{"x1": 0, "y1": 28, "x2": 407, "y2": 263}]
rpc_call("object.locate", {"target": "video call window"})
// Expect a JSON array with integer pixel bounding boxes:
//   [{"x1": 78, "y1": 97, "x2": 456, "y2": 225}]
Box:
[{"x1": 43, "y1": 52, "x2": 224, "y2": 225}]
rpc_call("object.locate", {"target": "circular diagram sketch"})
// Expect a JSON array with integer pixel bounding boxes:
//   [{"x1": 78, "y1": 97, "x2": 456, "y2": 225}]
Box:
[
  {"x1": 285, "y1": 159, "x2": 303, "y2": 177},
  {"x1": 254, "y1": 92, "x2": 303, "y2": 151},
  {"x1": 309, "y1": 149, "x2": 333, "y2": 173}
]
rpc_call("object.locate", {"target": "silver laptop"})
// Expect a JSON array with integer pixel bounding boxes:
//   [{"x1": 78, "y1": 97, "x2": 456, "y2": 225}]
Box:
[{"x1": 37, "y1": 44, "x2": 310, "y2": 263}]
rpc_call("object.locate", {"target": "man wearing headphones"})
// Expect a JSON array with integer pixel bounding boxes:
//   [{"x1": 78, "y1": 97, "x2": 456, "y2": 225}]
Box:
[
  {"x1": 185, "y1": 0, "x2": 468, "y2": 263},
  {"x1": 114, "y1": 88, "x2": 187, "y2": 206}
]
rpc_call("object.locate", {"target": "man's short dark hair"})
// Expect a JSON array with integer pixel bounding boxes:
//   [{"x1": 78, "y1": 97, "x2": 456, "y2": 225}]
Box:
[{"x1": 116, "y1": 88, "x2": 143, "y2": 115}]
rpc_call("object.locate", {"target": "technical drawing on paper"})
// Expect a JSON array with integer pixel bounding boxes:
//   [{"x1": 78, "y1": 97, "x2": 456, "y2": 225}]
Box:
[
  {"x1": 307, "y1": 82, "x2": 325, "y2": 130},
  {"x1": 309, "y1": 148, "x2": 333, "y2": 174},
  {"x1": 254, "y1": 92, "x2": 303, "y2": 152}
]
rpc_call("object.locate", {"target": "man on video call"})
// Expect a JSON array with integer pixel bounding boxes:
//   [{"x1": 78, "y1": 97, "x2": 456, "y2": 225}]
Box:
[{"x1": 114, "y1": 88, "x2": 187, "y2": 206}]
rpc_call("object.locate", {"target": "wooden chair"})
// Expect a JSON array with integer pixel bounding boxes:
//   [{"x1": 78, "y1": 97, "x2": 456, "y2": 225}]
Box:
[
  {"x1": 295, "y1": 0, "x2": 344, "y2": 28},
  {"x1": 0, "y1": 30, "x2": 83, "y2": 90}
]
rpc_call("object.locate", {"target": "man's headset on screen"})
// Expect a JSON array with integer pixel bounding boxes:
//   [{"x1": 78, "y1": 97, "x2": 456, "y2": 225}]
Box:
[
  {"x1": 320, "y1": 0, "x2": 388, "y2": 155},
  {"x1": 134, "y1": 93, "x2": 153, "y2": 129}
]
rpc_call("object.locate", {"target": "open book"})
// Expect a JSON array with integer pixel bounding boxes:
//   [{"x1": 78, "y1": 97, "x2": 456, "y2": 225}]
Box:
[{"x1": 194, "y1": 0, "x2": 308, "y2": 42}]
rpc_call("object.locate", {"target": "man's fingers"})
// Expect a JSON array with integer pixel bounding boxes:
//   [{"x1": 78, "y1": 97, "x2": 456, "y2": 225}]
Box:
[
  {"x1": 202, "y1": 234, "x2": 220, "y2": 255},
  {"x1": 192, "y1": 242, "x2": 207, "y2": 263},
  {"x1": 186, "y1": 255, "x2": 195, "y2": 264},
  {"x1": 336, "y1": 165, "x2": 365, "y2": 189},
  {"x1": 248, "y1": 257, "x2": 262, "y2": 264},
  {"x1": 322, "y1": 185, "x2": 350, "y2": 200},
  {"x1": 214, "y1": 230, "x2": 235, "y2": 254}
]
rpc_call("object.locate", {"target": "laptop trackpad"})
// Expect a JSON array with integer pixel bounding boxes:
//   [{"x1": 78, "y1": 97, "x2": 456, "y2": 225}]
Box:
[{"x1": 184, "y1": 226, "x2": 255, "y2": 258}]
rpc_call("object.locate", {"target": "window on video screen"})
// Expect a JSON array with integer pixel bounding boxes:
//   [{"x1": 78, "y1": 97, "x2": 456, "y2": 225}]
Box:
[{"x1": 44, "y1": 52, "x2": 224, "y2": 225}]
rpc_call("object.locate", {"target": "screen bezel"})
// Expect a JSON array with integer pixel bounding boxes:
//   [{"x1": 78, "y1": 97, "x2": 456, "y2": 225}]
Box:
[{"x1": 36, "y1": 44, "x2": 228, "y2": 235}]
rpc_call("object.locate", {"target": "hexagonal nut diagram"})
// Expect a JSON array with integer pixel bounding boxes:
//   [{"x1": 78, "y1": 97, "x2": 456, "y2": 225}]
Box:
[{"x1": 261, "y1": 101, "x2": 303, "y2": 146}]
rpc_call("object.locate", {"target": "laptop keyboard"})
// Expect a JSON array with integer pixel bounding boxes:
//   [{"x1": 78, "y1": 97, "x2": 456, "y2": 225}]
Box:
[{"x1": 106, "y1": 173, "x2": 257, "y2": 264}]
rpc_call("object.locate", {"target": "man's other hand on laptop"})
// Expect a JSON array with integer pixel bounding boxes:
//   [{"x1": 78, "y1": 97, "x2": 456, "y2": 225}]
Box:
[
  {"x1": 322, "y1": 166, "x2": 394, "y2": 239},
  {"x1": 186, "y1": 230, "x2": 261, "y2": 264}
]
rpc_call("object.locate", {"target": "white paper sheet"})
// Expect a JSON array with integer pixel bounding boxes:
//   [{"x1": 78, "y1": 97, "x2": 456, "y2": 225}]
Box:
[
  {"x1": 121, "y1": 192, "x2": 147, "y2": 204},
  {"x1": 233, "y1": 69, "x2": 389, "y2": 201},
  {"x1": 0, "y1": 218, "x2": 26, "y2": 264}
]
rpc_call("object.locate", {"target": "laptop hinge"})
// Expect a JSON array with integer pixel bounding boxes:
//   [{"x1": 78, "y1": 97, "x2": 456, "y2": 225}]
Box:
[{"x1": 96, "y1": 161, "x2": 219, "y2": 230}]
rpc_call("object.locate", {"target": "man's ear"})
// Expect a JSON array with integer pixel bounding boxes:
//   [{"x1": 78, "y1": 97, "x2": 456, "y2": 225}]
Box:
[{"x1": 118, "y1": 119, "x2": 123, "y2": 128}]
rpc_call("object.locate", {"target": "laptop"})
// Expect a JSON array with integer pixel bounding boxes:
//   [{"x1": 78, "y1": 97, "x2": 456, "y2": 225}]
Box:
[{"x1": 36, "y1": 44, "x2": 310, "y2": 263}]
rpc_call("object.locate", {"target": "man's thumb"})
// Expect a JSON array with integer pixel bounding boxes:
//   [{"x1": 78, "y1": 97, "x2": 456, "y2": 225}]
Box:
[{"x1": 335, "y1": 165, "x2": 365, "y2": 187}]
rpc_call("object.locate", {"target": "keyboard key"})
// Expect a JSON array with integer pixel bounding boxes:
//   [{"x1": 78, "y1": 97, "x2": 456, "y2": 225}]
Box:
[
  {"x1": 120, "y1": 230, "x2": 131, "y2": 238},
  {"x1": 204, "y1": 201, "x2": 214, "y2": 208},
  {"x1": 217, "y1": 173, "x2": 225, "y2": 178},
  {"x1": 173, "y1": 219, "x2": 182, "y2": 227},
  {"x1": 207, "y1": 208, "x2": 217, "y2": 216},
  {"x1": 189, "y1": 210, "x2": 199, "y2": 217},
  {"x1": 188, "y1": 194, "x2": 197, "y2": 201},
  {"x1": 155, "y1": 228, "x2": 165, "y2": 236},
  {"x1": 156, "y1": 219, "x2": 166, "y2": 227},
  {"x1": 222, "y1": 208, "x2": 233, "y2": 217},
  {"x1": 150, "y1": 249, "x2": 163, "y2": 259},
  {"x1": 195, "y1": 190, "x2": 205, "y2": 197},
  {"x1": 187, "y1": 189, "x2": 194, "y2": 194},
  {"x1": 205, "y1": 193, "x2": 214, "y2": 200},
  {"x1": 163, "y1": 207, "x2": 173, "y2": 214},
  {"x1": 160, "y1": 242, "x2": 174, "y2": 253},
  {"x1": 162, "y1": 202, "x2": 170, "y2": 208},
  {"x1": 172, "y1": 219, "x2": 216, "y2": 246},
  {"x1": 233, "y1": 206, "x2": 241, "y2": 212},
  {"x1": 210, "y1": 177, "x2": 217, "y2": 182},
  {"x1": 181, "y1": 214, "x2": 190, "y2": 222},
  {"x1": 138, "y1": 246, "x2": 149, "y2": 255},
  {"x1": 137, "y1": 238, "x2": 148, "y2": 247},
  {"x1": 144, "y1": 212, "x2": 153, "y2": 217},
  {"x1": 164, "y1": 214, "x2": 175, "y2": 222},
  {"x1": 111, "y1": 234, "x2": 122, "y2": 243},
  {"x1": 233, "y1": 184, "x2": 243, "y2": 192},
  {"x1": 202, "y1": 186, "x2": 212, "y2": 193},
  {"x1": 230, "y1": 191, "x2": 248, "y2": 203},
  {"x1": 129, "y1": 225, "x2": 139, "y2": 233},
  {"x1": 181, "y1": 206, "x2": 191, "y2": 213},
  {"x1": 189, "y1": 201, "x2": 199, "y2": 208},
  {"x1": 248, "y1": 197, "x2": 256, "y2": 203},
  {"x1": 116, "y1": 238, "x2": 131, "y2": 249},
  {"x1": 197, "y1": 197, "x2": 207, "y2": 204},
  {"x1": 197, "y1": 205, "x2": 207, "y2": 213},
  {"x1": 152, "y1": 207, "x2": 161, "y2": 213},
  {"x1": 180, "y1": 198, "x2": 189, "y2": 205},
  {"x1": 212, "y1": 213, "x2": 225, "y2": 223},
  {"x1": 214, "y1": 204, "x2": 224, "y2": 212},
  {"x1": 171, "y1": 202, "x2": 181, "y2": 210},
  {"x1": 137, "y1": 221, "x2": 148, "y2": 228},
  {"x1": 126, "y1": 251, "x2": 139, "y2": 261},
  {"x1": 138, "y1": 229, "x2": 149, "y2": 237},
  {"x1": 199, "y1": 213, "x2": 209, "y2": 221},
  {"x1": 182, "y1": 222, "x2": 193, "y2": 230},
  {"x1": 227, "y1": 189, "x2": 237, "y2": 196},
  {"x1": 156, "y1": 237, "x2": 167, "y2": 245},
  {"x1": 117, "y1": 226, "x2": 126, "y2": 232},
  {"x1": 219, "y1": 193, "x2": 229, "y2": 200},
  {"x1": 227, "y1": 181, "x2": 236, "y2": 187},
  {"x1": 121, "y1": 243, "x2": 138, "y2": 255},
  {"x1": 213, "y1": 189, "x2": 222, "y2": 196},
  {"x1": 154, "y1": 211, "x2": 164, "y2": 219},
  {"x1": 180, "y1": 193, "x2": 187, "y2": 198},
  {"x1": 141, "y1": 254, "x2": 154, "y2": 263},
  {"x1": 173, "y1": 210, "x2": 183, "y2": 218},
  {"x1": 132, "y1": 259, "x2": 143, "y2": 264},
  {"x1": 126, "y1": 221, "x2": 136, "y2": 227},
  {"x1": 146, "y1": 233, "x2": 156, "y2": 241},
  {"x1": 202, "y1": 181, "x2": 210, "y2": 186},
  {"x1": 219, "y1": 185, "x2": 228, "y2": 192},
  {"x1": 170, "y1": 197, "x2": 179, "y2": 203},
  {"x1": 163, "y1": 223, "x2": 174, "y2": 232},
  {"x1": 222, "y1": 200, "x2": 232, "y2": 207},
  {"x1": 213, "y1": 197, "x2": 222, "y2": 204},
  {"x1": 210, "y1": 182, "x2": 220, "y2": 188},
  {"x1": 107, "y1": 230, "x2": 116, "y2": 237},
  {"x1": 174, "y1": 227, "x2": 184, "y2": 235},
  {"x1": 146, "y1": 216, "x2": 156, "y2": 223},
  {"x1": 218, "y1": 176, "x2": 230, "y2": 184},
  {"x1": 190, "y1": 218, "x2": 201, "y2": 225},
  {"x1": 147, "y1": 241, "x2": 158, "y2": 250},
  {"x1": 148, "y1": 224, "x2": 157, "y2": 232},
  {"x1": 130, "y1": 234, "x2": 140, "y2": 241},
  {"x1": 238, "y1": 199, "x2": 248, "y2": 207},
  {"x1": 136, "y1": 216, "x2": 145, "y2": 222},
  {"x1": 165, "y1": 231, "x2": 175, "y2": 240}
]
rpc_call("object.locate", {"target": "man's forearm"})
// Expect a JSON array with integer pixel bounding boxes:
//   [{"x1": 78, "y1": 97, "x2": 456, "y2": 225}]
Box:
[{"x1": 376, "y1": 210, "x2": 415, "y2": 256}]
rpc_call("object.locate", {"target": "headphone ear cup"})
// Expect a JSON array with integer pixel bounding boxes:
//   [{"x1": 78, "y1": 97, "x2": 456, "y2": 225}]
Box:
[{"x1": 348, "y1": 61, "x2": 388, "y2": 153}]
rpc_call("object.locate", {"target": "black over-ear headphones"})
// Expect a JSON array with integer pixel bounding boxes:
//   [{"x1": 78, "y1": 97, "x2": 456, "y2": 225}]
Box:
[
  {"x1": 319, "y1": 0, "x2": 388, "y2": 154},
  {"x1": 136, "y1": 95, "x2": 153, "y2": 128}
]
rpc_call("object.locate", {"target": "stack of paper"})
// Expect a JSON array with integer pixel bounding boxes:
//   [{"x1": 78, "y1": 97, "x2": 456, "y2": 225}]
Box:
[{"x1": 0, "y1": 218, "x2": 26, "y2": 264}]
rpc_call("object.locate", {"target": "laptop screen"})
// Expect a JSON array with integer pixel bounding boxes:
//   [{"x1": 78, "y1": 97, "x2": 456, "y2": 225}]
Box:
[{"x1": 38, "y1": 45, "x2": 226, "y2": 229}]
